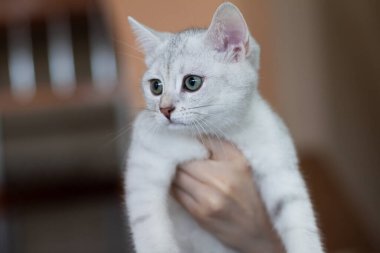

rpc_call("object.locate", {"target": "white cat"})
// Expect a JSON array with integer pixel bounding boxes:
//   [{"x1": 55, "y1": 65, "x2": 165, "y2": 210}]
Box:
[{"x1": 125, "y1": 2, "x2": 324, "y2": 253}]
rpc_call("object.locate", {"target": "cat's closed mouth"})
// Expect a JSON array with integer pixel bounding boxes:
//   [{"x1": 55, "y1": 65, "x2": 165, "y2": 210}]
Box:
[{"x1": 167, "y1": 121, "x2": 187, "y2": 128}]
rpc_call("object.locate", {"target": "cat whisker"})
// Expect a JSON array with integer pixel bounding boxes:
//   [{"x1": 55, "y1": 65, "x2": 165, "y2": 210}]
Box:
[
  {"x1": 142, "y1": 113, "x2": 161, "y2": 137},
  {"x1": 189, "y1": 111, "x2": 208, "y2": 118},
  {"x1": 186, "y1": 103, "x2": 231, "y2": 110},
  {"x1": 192, "y1": 118, "x2": 206, "y2": 146},
  {"x1": 200, "y1": 118, "x2": 228, "y2": 158},
  {"x1": 194, "y1": 117, "x2": 216, "y2": 153},
  {"x1": 195, "y1": 118, "x2": 215, "y2": 150},
  {"x1": 199, "y1": 111, "x2": 240, "y2": 130},
  {"x1": 103, "y1": 121, "x2": 134, "y2": 147},
  {"x1": 101, "y1": 108, "x2": 160, "y2": 148},
  {"x1": 190, "y1": 109, "x2": 239, "y2": 131},
  {"x1": 189, "y1": 122, "x2": 197, "y2": 138}
]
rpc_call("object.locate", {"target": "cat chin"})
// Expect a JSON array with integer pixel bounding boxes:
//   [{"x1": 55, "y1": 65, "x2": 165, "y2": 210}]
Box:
[
  {"x1": 163, "y1": 121, "x2": 202, "y2": 135},
  {"x1": 166, "y1": 122, "x2": 189, "y2": 131}
]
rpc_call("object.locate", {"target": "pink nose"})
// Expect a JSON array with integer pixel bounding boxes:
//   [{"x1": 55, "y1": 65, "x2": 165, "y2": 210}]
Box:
[{"x1": 160, "y1": 106, "x2": 175, "y2": 120}]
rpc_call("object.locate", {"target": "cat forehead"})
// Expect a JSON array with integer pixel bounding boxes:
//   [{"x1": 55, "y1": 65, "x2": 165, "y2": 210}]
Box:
[
  {"x1": 156, "y1": 29, "x2": 207, "y2": 62},
  {"x1": 146, "y1": 28, "x2": 214, "y2": 77}
]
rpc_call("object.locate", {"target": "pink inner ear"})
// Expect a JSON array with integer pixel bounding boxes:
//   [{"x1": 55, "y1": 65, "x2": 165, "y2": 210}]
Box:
[
  {"x1": 207, "y1": 4, "x2": 248, "y2": 55},
  {"x1": 225, "y1": 29, "x2": 245, "y2": 45}
]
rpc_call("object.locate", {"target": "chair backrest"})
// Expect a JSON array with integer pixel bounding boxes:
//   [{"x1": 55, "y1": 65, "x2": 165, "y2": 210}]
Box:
[{"x1": 0, "y1": 3, "x2": 119, "y2": 111}]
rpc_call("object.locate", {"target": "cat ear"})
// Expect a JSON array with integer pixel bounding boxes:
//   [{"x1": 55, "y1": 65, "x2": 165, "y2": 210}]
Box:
[
  {"x1": 205, "y1": 3, "x2": 249, "y2": 62},
  {"x1": 128, "y1": 17, "x2": 168, "y2": 55}
]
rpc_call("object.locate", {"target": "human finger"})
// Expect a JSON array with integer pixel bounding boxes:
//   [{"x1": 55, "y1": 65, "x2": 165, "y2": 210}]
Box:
[
  {"x1": 180, "y1": 160, "x2": 217, "y2": 183},
  {"x1": 171, "y1": 185, "x2": 199, "y2": 217},
  {"x1": 173, "y1": 169, "x2": 210, "y2": 203},
  {"x1": 202, "y1": 138, "x2": 244, "y2": 161},
  {"x1": 173, "y1": 169, "x2": 228, "y2": 218},
  {"x1": 180, "y1": 160, "x2": 234, "y2": 195},
  {"x1": 181, "y1": 156, "x2": 252, "y2": 197}
]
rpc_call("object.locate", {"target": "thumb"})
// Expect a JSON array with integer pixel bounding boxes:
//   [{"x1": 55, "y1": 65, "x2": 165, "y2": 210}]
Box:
[{"x1": 202, "y1": 138, "x2": 243, "y2": 161}]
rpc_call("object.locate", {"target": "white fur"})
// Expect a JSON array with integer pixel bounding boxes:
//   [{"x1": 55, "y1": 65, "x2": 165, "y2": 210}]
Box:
[{"x1": 125, "y1": 3, "x2": 324, "y2": 253}]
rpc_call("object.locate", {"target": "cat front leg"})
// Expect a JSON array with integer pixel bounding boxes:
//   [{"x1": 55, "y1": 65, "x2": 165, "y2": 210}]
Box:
[
  {"x1": 230, "y1": 117, "x2": 324, "y2": 253},
  {"x1": 127, "y1": 153, "x2": 180, "y2": 253},
  {"x1": 126, "y1": 131, "x2": 208, "y2": 253},
  {"x1": 257, "y1": 168, "x2": 325, "y2": 253}
]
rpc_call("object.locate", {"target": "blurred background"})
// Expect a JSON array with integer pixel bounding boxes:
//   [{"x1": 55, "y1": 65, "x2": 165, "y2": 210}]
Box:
[{"x1": 0, "y1": 0, "x2": 379, "y2": 252}]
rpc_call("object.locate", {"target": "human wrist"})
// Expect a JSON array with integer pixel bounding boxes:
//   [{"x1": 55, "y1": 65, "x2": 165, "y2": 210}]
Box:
[
  {"x1": 239, "y1": 240, "x2": 285, "y2": 253},
  {"x1": 238, "y1": 228, "x2": 286, "y2": 253}
]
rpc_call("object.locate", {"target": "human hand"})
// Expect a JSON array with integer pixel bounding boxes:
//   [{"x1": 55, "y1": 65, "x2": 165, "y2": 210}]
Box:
[{"x1": 171, "y1": 139, "x2": 285, "y2": 253}]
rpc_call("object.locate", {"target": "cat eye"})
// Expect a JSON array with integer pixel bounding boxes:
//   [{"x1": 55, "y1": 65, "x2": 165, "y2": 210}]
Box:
[
  {"x1": 183, "y1": 75, "x2": 203, "y2": 92},
  {"x1": 149, "y1": 79, "x2": 163, "y2": 95}
]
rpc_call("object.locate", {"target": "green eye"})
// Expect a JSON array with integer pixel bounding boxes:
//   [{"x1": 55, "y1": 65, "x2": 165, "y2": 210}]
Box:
[
  {"x1": 183, "y1": 75, "x2": 203, "y2": 92},
  {"x1": 149, "y1": 79, "x2": 163, "y2": 95}
]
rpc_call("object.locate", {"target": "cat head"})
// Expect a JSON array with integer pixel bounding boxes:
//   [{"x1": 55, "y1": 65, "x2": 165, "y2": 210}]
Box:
[{"x1": 129, "y1": 2, "x2": 260, "y2": 135}]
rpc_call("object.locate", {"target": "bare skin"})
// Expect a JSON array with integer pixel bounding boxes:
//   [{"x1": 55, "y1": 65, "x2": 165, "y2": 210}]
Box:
[{"x1": 171, "y1": 139, "x2": 285, "y2": 253}]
